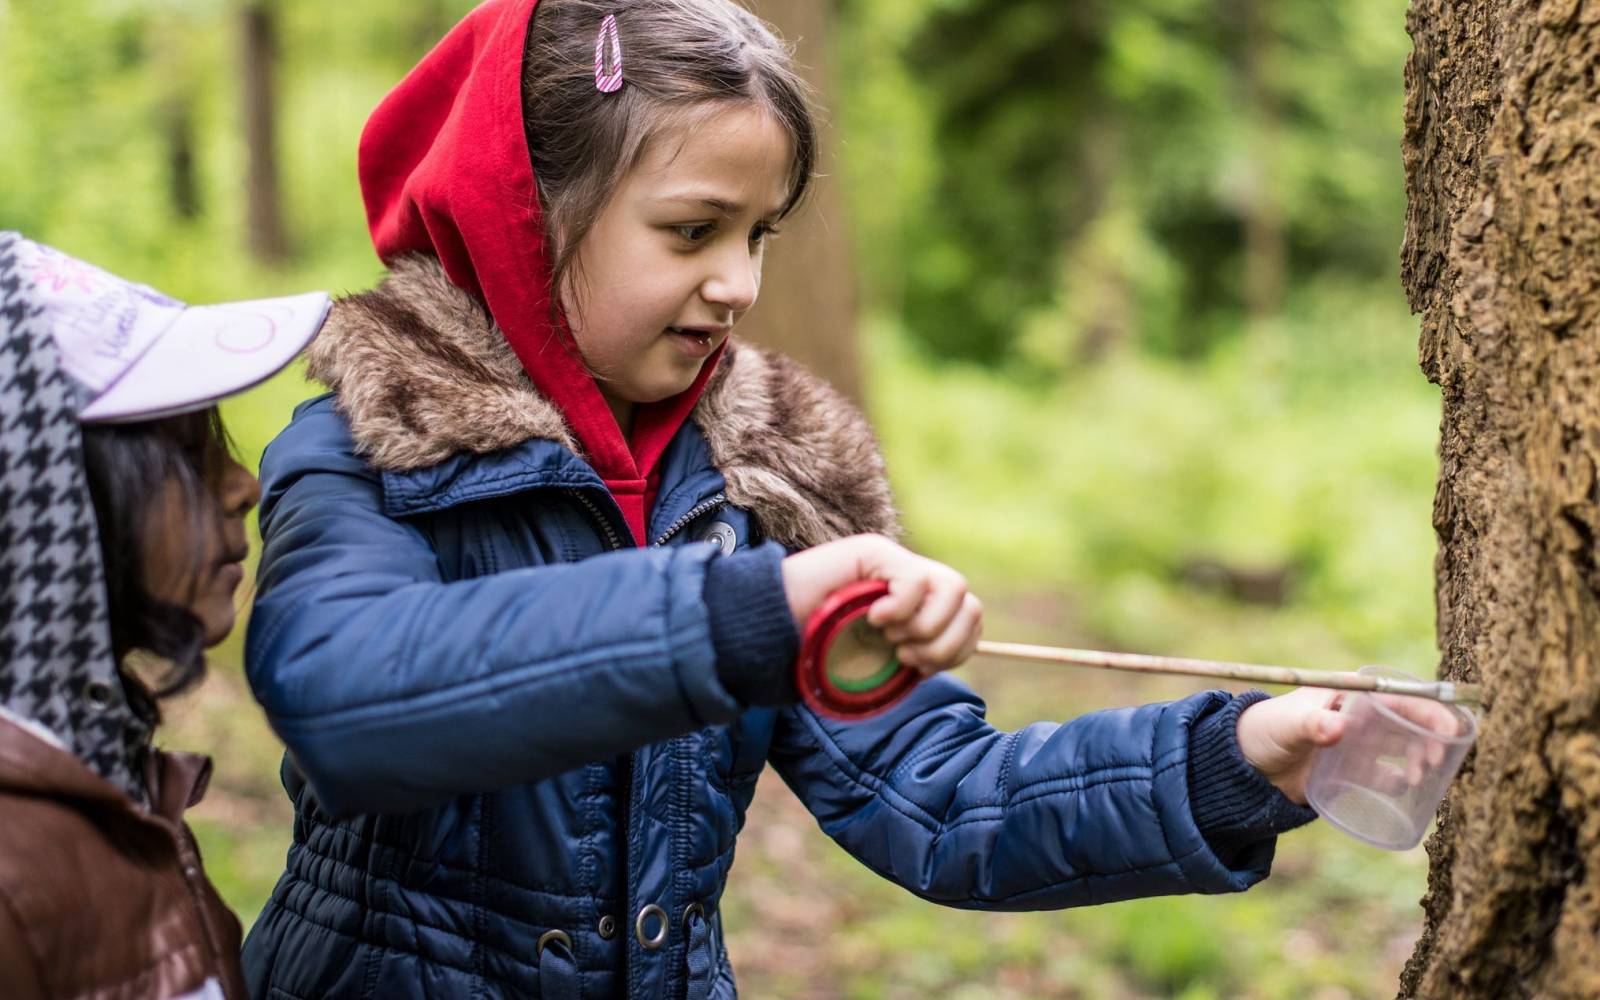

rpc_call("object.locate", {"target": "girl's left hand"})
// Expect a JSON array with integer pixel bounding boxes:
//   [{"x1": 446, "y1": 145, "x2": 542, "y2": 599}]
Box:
[{"x1": 1235, "y1": 687, "x2": 1348, "y2": 804}]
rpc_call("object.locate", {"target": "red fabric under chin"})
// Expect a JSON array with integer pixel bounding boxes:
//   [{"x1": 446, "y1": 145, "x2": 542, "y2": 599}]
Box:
[{"x1": 358, "y1": 0, "x2": 723, "y2": 545}]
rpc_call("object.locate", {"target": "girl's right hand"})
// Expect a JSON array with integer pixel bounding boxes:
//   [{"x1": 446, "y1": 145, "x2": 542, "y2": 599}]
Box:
[{"x1": 781, "y1": 534, "x2": 983, "y2": 676}]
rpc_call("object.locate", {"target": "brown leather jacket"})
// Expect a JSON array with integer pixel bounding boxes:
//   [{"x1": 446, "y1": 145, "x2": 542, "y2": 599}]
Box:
[{"x1": 0, "y1": 716, "x2": 247, "y2": 999}]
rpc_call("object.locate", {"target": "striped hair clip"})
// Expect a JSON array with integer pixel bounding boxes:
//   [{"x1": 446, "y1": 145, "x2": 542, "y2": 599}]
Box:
[{"x1": 594, "y1": 14, "x2": 624, "y2": 93}]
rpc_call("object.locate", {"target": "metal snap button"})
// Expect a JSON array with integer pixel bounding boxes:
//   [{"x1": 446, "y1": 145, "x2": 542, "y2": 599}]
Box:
[
  {"x1": 537, "y1": 929, "x2": 572, "y2": 958},
  {"x1": 699, "y1": 521, "x2": 737, "y2": 553},
  {"x1": 635, "y1": 903, "x2": 668, "y2": 950},
  {"x1": 681, "y1": 901, "x2": 705, "y2": 929},
  {"x1": 83, "y1": 680, "x2": 116, "y2": 710},
  {"x1": 597, "y1": 914, "x2": 618, "y2": 939}
]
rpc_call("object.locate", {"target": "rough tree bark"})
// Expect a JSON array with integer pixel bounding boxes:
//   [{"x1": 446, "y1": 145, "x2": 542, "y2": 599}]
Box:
[
  {"x1": 736, "y1": 0, "x2": 862, "y2": 403},
  {"x1": 1398, "y1": 0, "x2": 1600, "y2": 996}
]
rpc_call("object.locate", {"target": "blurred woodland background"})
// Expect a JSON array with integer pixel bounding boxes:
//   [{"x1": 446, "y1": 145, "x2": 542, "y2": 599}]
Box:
[{"x1": 1, "y1": 0, "x2": 1442, "y2": 996}]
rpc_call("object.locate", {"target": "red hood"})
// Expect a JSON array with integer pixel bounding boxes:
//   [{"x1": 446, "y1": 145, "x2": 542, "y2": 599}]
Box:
[{"x1": 359, "y1": 0, "x2": 721, "y2": 544}]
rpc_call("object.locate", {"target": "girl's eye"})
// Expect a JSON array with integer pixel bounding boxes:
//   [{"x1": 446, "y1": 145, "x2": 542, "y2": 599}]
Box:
[
  {"x1": 674, "y1": 223, "x2": 715, "y2": 243},
  {"x1": 750, "y1": 223, "x2": 780, "y2": 246}
]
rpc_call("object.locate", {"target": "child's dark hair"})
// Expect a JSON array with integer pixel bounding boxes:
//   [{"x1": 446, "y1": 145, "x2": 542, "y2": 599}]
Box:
[
  {"x1": 522, "y1": 0, "x2": 817, "y2": 301},
  {"x1": 80, "y1": 408, "x2": 232, "y2": 724}
]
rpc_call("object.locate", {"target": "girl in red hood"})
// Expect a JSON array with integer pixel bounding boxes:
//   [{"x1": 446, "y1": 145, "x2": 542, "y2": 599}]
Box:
[{"x1": 241, "y1": 2, "x2": 1349, "y2": 997}]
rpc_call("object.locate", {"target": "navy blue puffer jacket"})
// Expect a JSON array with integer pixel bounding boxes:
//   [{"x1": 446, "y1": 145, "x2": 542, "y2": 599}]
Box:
[{"x1": 241, "y1": 261, "x2": 1305, "y2": 1000}]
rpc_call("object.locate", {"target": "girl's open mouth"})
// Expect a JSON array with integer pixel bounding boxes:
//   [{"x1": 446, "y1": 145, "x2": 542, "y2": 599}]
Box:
[{"x1": 666, "y1": 327, "x2": 717, "y2": 358}]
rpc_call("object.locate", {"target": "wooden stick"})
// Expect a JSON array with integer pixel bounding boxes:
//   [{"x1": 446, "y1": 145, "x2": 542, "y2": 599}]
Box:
[{"x1": 973, "y1": 641, "x2": 1484, "y2": 706}]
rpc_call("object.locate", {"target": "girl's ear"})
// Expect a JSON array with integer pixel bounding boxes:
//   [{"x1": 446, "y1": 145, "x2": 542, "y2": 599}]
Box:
[
  {"x1": 557, "y1": 251, "x2": 593, "y2": 329},
  {"x1": 555, "y1": 268, "x2": 577, "y2": 326}
]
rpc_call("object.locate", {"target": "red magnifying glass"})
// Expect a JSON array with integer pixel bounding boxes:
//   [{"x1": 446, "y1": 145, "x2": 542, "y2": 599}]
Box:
[{"x1": 795, "y1": 579, "x2": 921, "y2": 720}]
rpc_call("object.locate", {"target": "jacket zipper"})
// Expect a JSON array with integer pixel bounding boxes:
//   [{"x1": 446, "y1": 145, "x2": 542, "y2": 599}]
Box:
[
  {"x1": 566, "y1": 487, "x2": 729, "y2": 550},
  {"x1": 563, "y1": 487, "x2": 635, "y2": 977},
  {"x1": 651, "y1": 493, "x2": 727, "y2": 547},
  {"x1": 564, "y1": 488, "x2": 626, "y2": 551},
  {"x1": 645, "y1": 490, "x2": 723, "y2": 997},
  {"x1": 568, "y1": 485, "x2": 726, "y2": 992}
]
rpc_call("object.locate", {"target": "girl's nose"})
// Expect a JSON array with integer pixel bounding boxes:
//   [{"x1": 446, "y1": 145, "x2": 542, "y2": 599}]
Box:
[
  {"x1": 220, "y1": 456, "x2": 262, "y2": 518},
  {"x1": 702, "y1": 247, "x2": 760, "y2": 313}
]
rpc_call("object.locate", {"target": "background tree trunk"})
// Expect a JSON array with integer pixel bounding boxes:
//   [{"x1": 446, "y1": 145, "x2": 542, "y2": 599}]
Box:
[
  {"x1": 241, "y1": 0, "x2": 289, "y2": 262},
  {"x1": 1064, "y1": 107, "x2": 1131, "y2": 366},
  {"x1": 1399, "y1": 0, "x2": 1600, "y2": 996},
  {"x1": 1226, "y1": 0, "x2": 1285, "y2": 326},
  {"x1": 154, "y1": 12, "x2": 201, "y2": 222},
  {"x1": 163, "y1": 96, "x2": 201, "y2": 221},
  {"x1": 737, "y1": 0, "x2": 862, "y2": 404}
]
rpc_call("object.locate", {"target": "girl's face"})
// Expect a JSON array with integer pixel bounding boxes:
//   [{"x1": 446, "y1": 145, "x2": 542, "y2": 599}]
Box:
[
  {"x1": 143, "y1": 452, "x2": 261, "y2": 646},
  {"x1": 563, "y1": 104, "x2": 794, "y2": 428}
]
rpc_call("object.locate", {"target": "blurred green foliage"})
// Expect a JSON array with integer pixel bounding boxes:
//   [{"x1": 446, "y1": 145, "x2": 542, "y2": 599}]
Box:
[
  {"x1": 2, "y1": 0, "x2": 1437, "y2": 995},
  {"x1": 838, "y1": 0, "x2": 1411, "y2": 365}
]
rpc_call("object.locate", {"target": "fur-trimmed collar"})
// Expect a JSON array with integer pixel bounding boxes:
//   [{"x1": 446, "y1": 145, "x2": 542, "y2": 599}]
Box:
[{"x1": 306, "y1": 256, "x2": 898, "y2": 548}]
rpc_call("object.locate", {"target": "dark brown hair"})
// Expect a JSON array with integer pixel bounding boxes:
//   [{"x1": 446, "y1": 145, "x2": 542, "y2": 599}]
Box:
[
  {"x1": 80, "y1": 408, "x2": 233, "y2": 724},
  {"x1": 522, "y1": 0, "x2": 817, "y2": 302}
]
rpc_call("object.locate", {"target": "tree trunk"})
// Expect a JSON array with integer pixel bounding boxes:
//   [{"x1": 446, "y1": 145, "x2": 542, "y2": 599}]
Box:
[
  {"x1": 163, "y1": 96, "x2": 201, "y2": 221},
  {"x1": 1233, "y1": 0, "x2": 1285, "y2": 326},
  {"x1": 735, "y1": 0, "x2": 862, "y2": 404},
  {"x1": 1061, "y1": 107, "x2": 1131, "y2": 367},
  {"x1": 1398, "y1": 0, "x2": 1600, "y2": 997},
  {"x1": 241, "y1": 0, "x2": 289, "y2": 263},
  {"x1": 154, "y1": 16, "x2": 201, "y2": 222}
]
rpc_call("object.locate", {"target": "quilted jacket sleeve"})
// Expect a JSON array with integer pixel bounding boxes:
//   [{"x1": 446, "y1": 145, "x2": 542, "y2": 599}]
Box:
[
  {"x1": 768, "y1": 677, "x2": 1284, "y2": 910},
  {"x1": 245, "y1": 402, "x2": 746, "y2": 818}
]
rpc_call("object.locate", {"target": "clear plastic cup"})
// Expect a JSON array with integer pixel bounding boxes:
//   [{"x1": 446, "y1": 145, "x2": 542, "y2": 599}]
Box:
[{"x1": 1305, "y1": 666, "x2": 1478, "y2": 850}]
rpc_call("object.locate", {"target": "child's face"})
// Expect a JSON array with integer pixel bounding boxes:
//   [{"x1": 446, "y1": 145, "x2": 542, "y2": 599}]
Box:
[
  {"x1": 142, "y1": 452, "x2": 260, "y2": 646},
  {"x1": 563, "y1": 104, "x2": 793, "y2": 424}
]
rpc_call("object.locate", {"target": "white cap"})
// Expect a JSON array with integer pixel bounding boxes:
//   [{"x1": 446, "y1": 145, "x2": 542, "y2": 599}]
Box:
[{"x1": 12, "y1": 236, "x2": 330, "y2": 423}]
